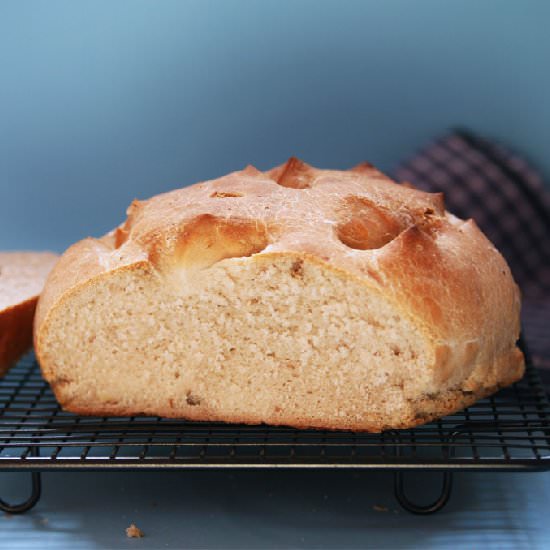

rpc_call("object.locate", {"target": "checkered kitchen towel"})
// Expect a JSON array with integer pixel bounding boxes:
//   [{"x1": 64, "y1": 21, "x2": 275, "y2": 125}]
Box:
[{"x1": 395, "y1": 130, "x2": 550, "y2": 370}]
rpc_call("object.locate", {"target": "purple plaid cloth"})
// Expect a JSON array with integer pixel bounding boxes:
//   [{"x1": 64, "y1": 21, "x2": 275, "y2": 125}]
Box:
[{"x1": 395, "y1": 130, "x2": 550, "y2": 371}]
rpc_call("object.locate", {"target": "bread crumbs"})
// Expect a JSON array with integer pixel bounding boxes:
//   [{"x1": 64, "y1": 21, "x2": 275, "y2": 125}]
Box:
[
  {"x1": 126, "y1": 523, "x2": 144, "y2": 538},
  {"x1": 373, "y1": 505, "x2": 389, "y2": 512}
]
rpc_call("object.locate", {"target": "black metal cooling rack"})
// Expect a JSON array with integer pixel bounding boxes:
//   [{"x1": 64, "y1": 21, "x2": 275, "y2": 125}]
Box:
[{"x1": 1, "y1": 340, "x2": 549, "y2": 515}]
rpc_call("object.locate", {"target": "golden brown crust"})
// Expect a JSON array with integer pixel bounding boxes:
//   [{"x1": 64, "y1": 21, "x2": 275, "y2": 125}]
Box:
[
  {"x1": 0, "y1": 252, "x2": 58, "y2": 375},
  {"x1": 0, "y1": 298, "x2": 37, "y2": 376},
  {"x1": 34, "y1": 159, "x2": 524, "y2": 430},
  {"x1": 37, "y1": 158, "x2": 512, "y2": 344}
]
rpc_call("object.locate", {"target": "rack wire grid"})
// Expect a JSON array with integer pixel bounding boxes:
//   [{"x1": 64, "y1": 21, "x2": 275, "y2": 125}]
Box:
[{"x1": 1, "y1": 338, "x2": 549, "y2": 514}]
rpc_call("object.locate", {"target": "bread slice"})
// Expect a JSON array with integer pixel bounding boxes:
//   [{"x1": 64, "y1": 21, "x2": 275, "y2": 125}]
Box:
[
  {"x1": 0, "y1": 252, "x2": 58, "y2": 376},
  {"x1": 34, "y1": 159, "x2": 524, "y2": 431}
]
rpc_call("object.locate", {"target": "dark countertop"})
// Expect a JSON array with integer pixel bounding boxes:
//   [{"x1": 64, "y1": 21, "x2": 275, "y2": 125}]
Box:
[{"x1": 2, "y1": 467, "x2": 549, "y2": 549}]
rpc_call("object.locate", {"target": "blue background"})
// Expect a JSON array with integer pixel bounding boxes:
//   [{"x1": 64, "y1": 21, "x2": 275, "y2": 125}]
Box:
[{"x1": 0, "y1": 0, "x2": 549, "y2": 251}]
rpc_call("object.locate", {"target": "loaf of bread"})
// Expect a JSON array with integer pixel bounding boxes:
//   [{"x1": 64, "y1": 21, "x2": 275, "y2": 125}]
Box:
[
  {"x1": 34, "y1": 159, "x2": 524, "y2": 431},
  {"x1": 0, "y1": 252, "x2": 58, "y2": 376}
]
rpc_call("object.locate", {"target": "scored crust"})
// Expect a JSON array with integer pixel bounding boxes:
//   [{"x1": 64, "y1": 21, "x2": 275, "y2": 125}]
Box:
[{"x1": 34, "y1": 159, "x2": 525, "y2": 431}]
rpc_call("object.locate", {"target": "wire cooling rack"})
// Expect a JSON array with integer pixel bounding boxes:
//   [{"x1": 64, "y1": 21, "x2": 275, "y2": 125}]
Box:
[{"x1": 1, "y1": 340, "x2": 549, "y2": 515}]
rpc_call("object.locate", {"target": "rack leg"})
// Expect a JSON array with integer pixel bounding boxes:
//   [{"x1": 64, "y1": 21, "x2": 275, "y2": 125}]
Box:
[
  {"x1": 0, "y1": 471, "x2": 41, "y2": 514},
  {"x1": 394, "y1": 471, "x2": 453, "y2": 515},
  {"x1": 1, "y1": 447, "x2": 42, "y2": 515}
]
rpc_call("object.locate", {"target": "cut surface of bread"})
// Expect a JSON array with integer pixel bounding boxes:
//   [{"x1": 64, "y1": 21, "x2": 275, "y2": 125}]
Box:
[
  {"x1": 0, "y1": 252, "x2": 58, "y2": 376},
  {"x1": 34, "y1": 159, "x2": 524, "y2": 431}
]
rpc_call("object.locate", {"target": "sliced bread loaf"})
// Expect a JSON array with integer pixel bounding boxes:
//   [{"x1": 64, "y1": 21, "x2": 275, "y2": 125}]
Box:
[
  {"x1": 34, "y1": 160, "x2": 524, "y2": 431},
  {"x1": 0, "y1": 252, "x2": 58, "y2": 376}
]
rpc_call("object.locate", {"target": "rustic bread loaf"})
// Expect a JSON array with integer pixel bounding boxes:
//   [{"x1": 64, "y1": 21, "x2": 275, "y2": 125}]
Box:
[
  {"x1": 0, "y1": 252, "x2": 58, "y2": 376},
  {"x1": 34, "y1": 159, "x2": 524, "y2": 431}
]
